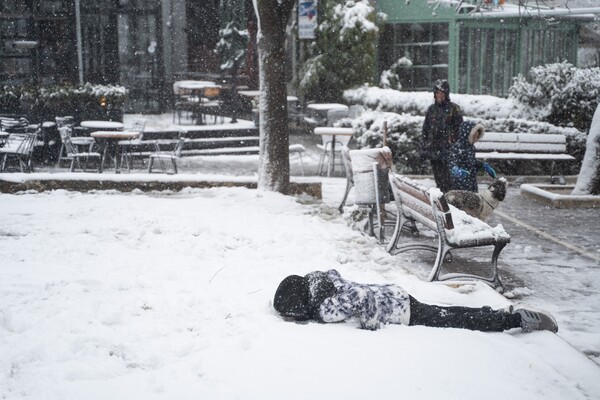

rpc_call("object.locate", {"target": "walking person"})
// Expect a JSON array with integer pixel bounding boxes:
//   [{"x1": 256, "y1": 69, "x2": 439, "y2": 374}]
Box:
[
  {"x1": 273, "y1": 269, "x2": 558, "y2": 333},
  {"x1": 420, "y1": 79, "x2": 463, "y2": 193},
  {"x1": 448, "y1": 121, "x2": 497, "y2": 192}
]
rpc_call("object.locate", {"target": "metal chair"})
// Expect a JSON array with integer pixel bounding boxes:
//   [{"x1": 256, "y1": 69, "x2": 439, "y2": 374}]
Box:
[
  {"x1": 118, "y1": 118, "x2": 147, "y2": 170},
  {"x1": 288, "y1": 144, "x2": 306, "y2": 176},
  {"x1": 316, "y1": 132, "x2": 352, "y2": 176},
  {"x1": 58, "y1": 126, "x2": 103, "y2": 172},
  {"x1": 55, "y1": 116, "x2": 96, "y2": 167},
  {"x1": 0, "y1": 132, "x2": 37, "y2": 172},
  {"x1": 148, "y1": 135, "x2": 186, "y2": 174}
]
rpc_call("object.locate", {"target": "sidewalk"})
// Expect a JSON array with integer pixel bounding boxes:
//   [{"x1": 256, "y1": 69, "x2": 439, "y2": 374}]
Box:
[{"x1": 321, "y1": 176, "x2": 600, "y2": 365}]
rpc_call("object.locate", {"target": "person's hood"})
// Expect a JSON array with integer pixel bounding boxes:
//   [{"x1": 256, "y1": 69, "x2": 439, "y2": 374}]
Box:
[
  {"x1": 458, "y1": 121, "x2": 485, "y2": 144},
  {"x1": 433, "y1": 79, "x2": 451, "y2": 102}
]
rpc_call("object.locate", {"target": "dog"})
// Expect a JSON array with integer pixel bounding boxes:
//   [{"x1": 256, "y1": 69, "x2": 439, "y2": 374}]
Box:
[{"x1": 445, "y1": 178, "x2": 507, "y2": 221}]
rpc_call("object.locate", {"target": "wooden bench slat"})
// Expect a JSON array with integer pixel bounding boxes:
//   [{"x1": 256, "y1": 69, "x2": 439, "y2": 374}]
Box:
[
  {"x1": 476, "y1": 152, "x2": 575, "y2": 161},
  {"x1": 475, "y1": 142, "x2": 567, "y2": 153},
  {"x1": 386, "y1": 174, "x2": 509, "y2": 290},
  {"x1": 483, "y1": 132, "x2": 566, "y2": 143}
]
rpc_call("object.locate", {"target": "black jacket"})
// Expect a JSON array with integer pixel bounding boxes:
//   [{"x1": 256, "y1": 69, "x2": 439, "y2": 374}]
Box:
[{"x1": 421, "y1": 99, "x2": 463, "y2": 161}]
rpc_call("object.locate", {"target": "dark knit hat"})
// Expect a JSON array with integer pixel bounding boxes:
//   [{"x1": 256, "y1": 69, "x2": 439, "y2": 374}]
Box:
[{"x1": 273, "y1": 275, "x2": 310, "y2": 321}]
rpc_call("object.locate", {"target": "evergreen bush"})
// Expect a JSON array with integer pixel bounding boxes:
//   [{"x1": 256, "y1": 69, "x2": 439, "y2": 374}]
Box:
[
  {"x1": 379, "y1": 57, "x2": 412, "y2": 90},
  {"x1": 296, "y1": 0, "x2": 385, "y2": 103},
  {"x1": 509, "y1": 61, "x2": 600, "y2": 131}
]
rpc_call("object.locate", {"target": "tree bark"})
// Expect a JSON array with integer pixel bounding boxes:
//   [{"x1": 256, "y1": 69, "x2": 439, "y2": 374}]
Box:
[
  {"x1": 253, "y1": 0, "x2": 295, "y2": 194},
  {"x1": 572, "y1": 103, "x2": 600, "y2": 195}
]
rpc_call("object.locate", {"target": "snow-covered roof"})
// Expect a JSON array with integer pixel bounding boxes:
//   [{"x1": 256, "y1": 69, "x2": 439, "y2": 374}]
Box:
[{"x1": 457, "y1": 2, "x2": 600, "y2": 20}]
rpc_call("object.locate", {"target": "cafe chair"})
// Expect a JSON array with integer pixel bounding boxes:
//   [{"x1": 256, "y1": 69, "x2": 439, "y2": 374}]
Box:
[
  {"x1": 289, "y1": 144, "x2": 306, "y2": 176},
  {"x1": 55, "y1": 116, "x2": 96, "y2": 167},
  {"x1": 58, "y1": 127, "x2": 103, "y2": 172},
  {"x1": 338, "y1": 146, "x2": 354, "y2": 212},
  {"x1": 0, "y1": 132, "x2": 37, "y2": 172},
  {"x1": 195, "y1": 86, "x2": 223, "y2": 125},
  {"x1": 173, "y1": 86, "x2": 197, "y2": 124},
  {"x1": 147, "y1": 136, "x2": 186, "y2": 174},
  {"x1": 316, "y1": 132, "x2": 352, "y2": 177},
  {"x1": 118, "y1": 118, "x2": 147, "y2": 170},
  {"x1": 0, "y1": 117, "x2": 30, "y2": 133}
]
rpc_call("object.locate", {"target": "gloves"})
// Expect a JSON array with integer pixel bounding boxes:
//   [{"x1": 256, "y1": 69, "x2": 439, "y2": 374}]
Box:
[
  {"x1": 451, "y1": 166, "x2": 469, "y2": 179},
  {"x1": 483, "y1": 163, "x2": 496, "y2": 178}
]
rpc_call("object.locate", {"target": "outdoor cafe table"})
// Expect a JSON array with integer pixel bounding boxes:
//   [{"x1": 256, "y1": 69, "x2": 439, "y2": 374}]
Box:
[
  {"x1": 91, "y1": 130, "x2": 141, "y2": 173},
  {"x1": 314, "y1": 126, "x2": 353, "y2": 176},
  {"x1": 238, "y1": 90, "x2": 299, "y2": 103},
  {"x1": 80, "y1": 120, "x2": 124, "y2": 131},
  {"x1": 174, "y1": 81, "x2": 222, "y2": 125},
  {"x1": 305, "y1": 103, "x2": 348, "y2": 126},
  {"x1": 306, "y1": 103, "x2": 348, "y2": 112}
]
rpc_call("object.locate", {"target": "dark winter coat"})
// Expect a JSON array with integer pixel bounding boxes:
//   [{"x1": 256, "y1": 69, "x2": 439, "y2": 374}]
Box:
[
  {"x1": 421, "y1": 99, "x2": 463, "y2": 161},
  {"x1": 305, "y1": 269, "x2": 410, "y2": 331},
  {"x1": 448, "y1": 121, "x2": 485, "y2": 192}
]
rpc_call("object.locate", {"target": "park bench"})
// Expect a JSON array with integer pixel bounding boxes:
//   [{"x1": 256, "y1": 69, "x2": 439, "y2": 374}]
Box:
[
  {"x1": 475, "y1": 132, "x2": 575, "y2": 183},
  {"x1": 386, "y1": 174, "x2": 510, "y2": 290}
]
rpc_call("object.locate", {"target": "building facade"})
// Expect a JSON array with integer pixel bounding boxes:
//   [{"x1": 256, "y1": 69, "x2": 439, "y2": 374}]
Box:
[
  {"x1": 376, "y1": 0, "x2": 597, "y2": 97},
  {"x1": 0, "y1": 0, "x2": 256, "y2": 114}
]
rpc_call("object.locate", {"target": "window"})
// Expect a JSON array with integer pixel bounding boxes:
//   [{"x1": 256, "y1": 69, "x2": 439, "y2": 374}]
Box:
[
  {"x1": 459, "y1": 26, "x2": 519, "y2": 97},
  {"x1": 0, "y1": 1, "x2": 76, "y2": 85},
  {"x1": 384, "y1": 22, "x2": 449, "y2": 91}
]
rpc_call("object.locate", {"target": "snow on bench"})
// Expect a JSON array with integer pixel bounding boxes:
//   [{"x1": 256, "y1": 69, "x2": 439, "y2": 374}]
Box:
[
  {"x1": 386, "y1": 174, "x2": 510, "y2": 290},
  {"x1": 475, "y1": 132, "x2": 575, "y2": 181}
]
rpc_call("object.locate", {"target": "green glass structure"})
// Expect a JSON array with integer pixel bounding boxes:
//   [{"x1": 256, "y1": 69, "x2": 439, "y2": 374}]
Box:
[{"x1": 377, "y1": 0, "x2": 593, "y2": 97}]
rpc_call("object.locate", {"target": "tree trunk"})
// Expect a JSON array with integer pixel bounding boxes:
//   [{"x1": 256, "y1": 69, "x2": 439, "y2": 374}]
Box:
[
  {"x1": 253, "y1": 0, "x2": 295, "y2": 194},
  {"x1": 572, "y1": 103, "x2": 600, "y2": 195}
]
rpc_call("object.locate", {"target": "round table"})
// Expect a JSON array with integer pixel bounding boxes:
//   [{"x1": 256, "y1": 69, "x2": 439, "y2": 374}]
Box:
[
  {"x1": 314, "y1": 127, "x2": 354, "y2": 177},
  {"x1": 80, "y1": 120, "x2": 124, "y2": 131},
  {"x1": 91, "y1": 131, "x2": 141, "y2": 173}
]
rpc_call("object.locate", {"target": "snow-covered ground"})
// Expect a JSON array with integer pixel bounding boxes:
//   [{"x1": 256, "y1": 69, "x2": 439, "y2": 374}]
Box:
[
  {"x1": 1, "y1": 183, "x2": 600, "y2": 399},
  {"x1": 1, "y1": 112, "x2": 600, "y2": 398}
]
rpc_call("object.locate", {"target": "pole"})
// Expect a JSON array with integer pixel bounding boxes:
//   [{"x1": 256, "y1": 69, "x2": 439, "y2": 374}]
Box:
[
  {"x1": 75, "y1": 0, "x2": 84, "y2": 84},
  {"x1": 383, "y1": 120, "x2": 388, "y2": 147}
]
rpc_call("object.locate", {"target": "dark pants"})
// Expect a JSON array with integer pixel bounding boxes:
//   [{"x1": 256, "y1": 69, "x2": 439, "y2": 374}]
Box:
[
  {"x1": 431, "y1": 160, "x2": 452, "y2": 193},
  {"x1": 408, "y1": 296, "x2": 521, "y2": 332}
]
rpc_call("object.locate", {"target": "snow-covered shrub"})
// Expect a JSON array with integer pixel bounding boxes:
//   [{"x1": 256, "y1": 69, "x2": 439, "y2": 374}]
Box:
[
  {"x1": 509, "y1": 61, "x2": 600, "y2": 131},
  {"x1": 379, "y1": 57, "x2": 412, "y2": 90},
  {"x1": 0, "y1": 85, "x2": 23, "y2": 113},
  {"x1": 343, "y1": 85, "x2": 587, "y2": 174},
  {"x1": 3, "y1": 83, "x2": 128, "y2": 123},
  {"x1": 336, "y1": 110, "x2": 428, "y2": 174},
  {"x1": 296, "y1": 0, "x2": 386, "y2": 103},
  {"x1": 344, "y1": 85, "x2": 532, "y2": 120}
]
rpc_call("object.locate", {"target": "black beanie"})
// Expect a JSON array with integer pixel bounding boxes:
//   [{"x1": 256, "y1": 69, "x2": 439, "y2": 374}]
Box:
[{"x1": 273, "y1": 275, "x2": 311, "y2": 321}]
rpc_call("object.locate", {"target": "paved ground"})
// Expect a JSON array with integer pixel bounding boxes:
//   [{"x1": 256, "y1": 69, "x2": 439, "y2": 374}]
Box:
[
  {"x1": 320, "y1": 177, "x2": 600, "y2": 365},
  {"x1": 487, "y1": 186, "x2": 600, "y2": 363}
]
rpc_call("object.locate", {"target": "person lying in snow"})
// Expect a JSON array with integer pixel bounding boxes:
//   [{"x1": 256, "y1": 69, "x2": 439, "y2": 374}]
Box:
[{"x1": 273, "y1": 269, "x2": 558, "y2": 333}]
